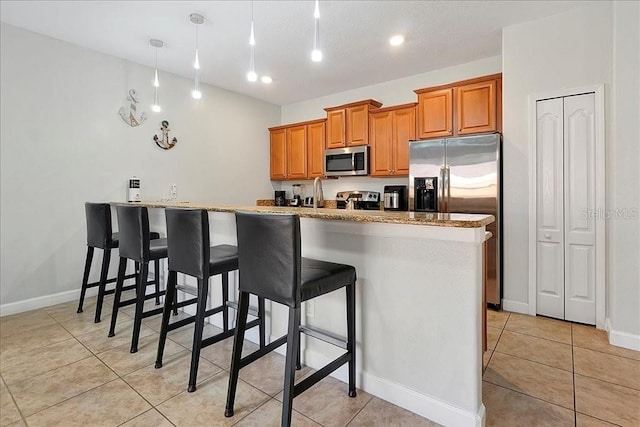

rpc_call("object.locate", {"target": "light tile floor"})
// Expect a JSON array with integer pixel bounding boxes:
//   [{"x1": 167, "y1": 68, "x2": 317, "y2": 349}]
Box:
[{"x1": 1, "y1": 297, "x2": 638, "y2": 426}]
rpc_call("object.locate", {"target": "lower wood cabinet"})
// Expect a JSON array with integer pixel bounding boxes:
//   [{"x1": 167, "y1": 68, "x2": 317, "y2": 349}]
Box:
[
  {"x1": 369, "y1": 103, "x2": 416, "y2": 177},
  {"x1": 269, "y1": 119, "x2": 326, "y2": 180}
]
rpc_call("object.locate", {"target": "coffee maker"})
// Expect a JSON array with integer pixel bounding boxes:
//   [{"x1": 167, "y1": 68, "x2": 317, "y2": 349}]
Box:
[
  {"x1": 414, "y1": 177, "x2": 438, "y2": 212},
  {"x1": 383, "y1": 185, "x2": 408, "y2": 211}
]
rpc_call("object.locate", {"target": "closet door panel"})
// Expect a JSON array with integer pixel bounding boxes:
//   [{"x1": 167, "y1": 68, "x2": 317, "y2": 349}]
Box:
[
  {"x1": 564, "y1": 93, "x2": 596, "y2": 324},
  {"x1": 536, "y1": 98, "x2": 564, "y2": 319}
]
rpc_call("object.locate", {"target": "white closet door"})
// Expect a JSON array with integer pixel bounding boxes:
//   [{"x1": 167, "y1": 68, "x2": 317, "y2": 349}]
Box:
[
  {"x1": 563, "y1": 93, "x2": 596, "y2": 324},
  {"x1": 536, "y1": 98, "x2": 565, "y2": 319}
]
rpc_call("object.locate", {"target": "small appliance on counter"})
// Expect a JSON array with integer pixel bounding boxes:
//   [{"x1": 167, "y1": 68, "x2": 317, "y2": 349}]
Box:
[
  {"x1": 336, "y1": 191, "x2": 380, "y2": 210},
  {"x1": 128, "y1": 177, "x2": 141, "y2": 202},
  {"x1": 383, "y1": 185, "x2": 408, "y2": 211},
  {"x1": 290, "y1": 184, "x2": 303, "y2": 207},
  {"x1": 413, "y1": 177, "x2": 438, "y2": 212},
  {"x1": 275, "y1": 191, "x2": 286, "y2": 206}
]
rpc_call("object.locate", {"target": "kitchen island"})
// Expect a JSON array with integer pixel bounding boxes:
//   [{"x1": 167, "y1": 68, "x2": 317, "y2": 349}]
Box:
[{"x1": 120, "y1": 201, "x2": 493, "y2": 427}]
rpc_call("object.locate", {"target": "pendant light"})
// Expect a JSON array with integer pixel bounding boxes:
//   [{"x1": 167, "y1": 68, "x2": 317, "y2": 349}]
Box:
[
  {"x1": 247, "y1": 1, "x2": 257, "y2": 82},
  {"x1": 311, "y1": 0, "x2": 322, "y2": 62},
  {"x1": 190, "y1": 13, "x2": 204, "y2": 99},
  {"x1": 150, "y1": 39, "x2": 163, "y2": 112}
]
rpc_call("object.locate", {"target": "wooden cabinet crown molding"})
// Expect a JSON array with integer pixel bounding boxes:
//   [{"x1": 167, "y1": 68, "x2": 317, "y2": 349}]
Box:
[
  {"x1": 413, "y1": 73, "x2": 502, "y2": 95},
  {"x1": 371, "y1": 102, "x2": 417, "y2": 114},
  {"x1": 323, "y1": 99, "x2": 383, "y2": 112},
  {"x1": 268, "y1": 118, "x2": 326, "y2": 132}
]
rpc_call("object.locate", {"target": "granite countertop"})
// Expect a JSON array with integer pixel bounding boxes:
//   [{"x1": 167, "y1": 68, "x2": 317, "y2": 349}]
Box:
[{"x1": 116, "y1": 200, "x2": 494, "y2": 228}]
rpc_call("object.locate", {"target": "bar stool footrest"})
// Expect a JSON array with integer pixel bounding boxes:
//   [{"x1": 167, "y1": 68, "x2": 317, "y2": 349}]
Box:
[
  {"x1": 299, "y1": 325, "x2": 348, "y2": 350},
  {"x1": 226, "y1": 300, "x2": 260, "y2": 318}
]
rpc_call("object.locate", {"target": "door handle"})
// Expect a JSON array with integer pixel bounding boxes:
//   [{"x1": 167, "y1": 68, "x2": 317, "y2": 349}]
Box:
[{"x1": 544, "y1": 233, "x2": 552, "y2": 239}]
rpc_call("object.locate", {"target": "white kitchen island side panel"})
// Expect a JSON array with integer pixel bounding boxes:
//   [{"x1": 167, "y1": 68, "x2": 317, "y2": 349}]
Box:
[{"x1": 267, "y1": 218, "x2": 485, "y2": 427}]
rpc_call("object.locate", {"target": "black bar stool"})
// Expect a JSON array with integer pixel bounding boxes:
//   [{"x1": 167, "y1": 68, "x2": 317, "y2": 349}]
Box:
[
  {"x1": 77, "y1": 203, "x2": 160, "y2": 323},
  {"x1": 225, "y1": 212, "x2": 357, "y2": 427},
  {"x1": 108, "y1": 205, "x2": 170, "y2": 353},
  {"x1": 155, "y1": 208, "x2": 266, "y2": 392}
]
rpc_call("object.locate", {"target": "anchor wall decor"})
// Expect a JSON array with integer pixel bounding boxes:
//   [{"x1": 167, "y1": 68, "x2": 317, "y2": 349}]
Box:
[
  {"x1": 118, "y1": 89, "x2": 147, "y2": 127},
  {"x1": 153, "y1": 120, "x2": 178, "y2": 150}
]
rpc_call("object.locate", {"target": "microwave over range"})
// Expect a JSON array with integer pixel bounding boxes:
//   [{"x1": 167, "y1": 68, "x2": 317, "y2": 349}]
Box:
[{"x1": 324, "y1": 146, "x2": 369, "y2": 177}]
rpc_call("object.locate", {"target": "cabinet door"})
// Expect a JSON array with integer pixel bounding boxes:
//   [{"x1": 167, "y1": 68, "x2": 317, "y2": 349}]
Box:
[
  {"x1": 369, "y1": 111, "x2": 393, "y2": 176},
  {"x1": 270, "y1": 129, "x2": 287, "y2": 180},
  {"x1": 417, "y1": 88, "x2": 453, "y2": 139},
  {"x1": 347, "y1": 104, "x2": 369, "y2": 146},
  {"x1": 287, "y1": 125, "x2": 307, "y2": 179},
  {"x1": 326, "y1": 110, "x2": 346, "y2": 148},
  {"x1": 307, "y1": 121, "x2": 325, "y2": 178},
  {"x1": 456, "y1": 80, "x2": 496, "y2": 135},
  {"x1": 392, "y1": 106, "x2": 415, "y2": 176}
]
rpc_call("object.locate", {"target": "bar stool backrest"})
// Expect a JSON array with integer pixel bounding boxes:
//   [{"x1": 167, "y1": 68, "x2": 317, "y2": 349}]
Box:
[
  {"x1": 85, "y1": 202, "x2": 113, "y2": 249},
  {"x1": 165, "y1": 208, "x2": 210, "y2": 280},
  {"x1": 235, "y1": 212, "x2": 302, "y2": 308},
  {"x1": 116, "y1": 205, "x2": 151, "y2": 263}
]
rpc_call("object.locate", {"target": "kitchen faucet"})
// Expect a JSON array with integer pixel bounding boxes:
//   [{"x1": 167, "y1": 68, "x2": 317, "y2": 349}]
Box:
[{"x1": 313, "y1": 177, "x2": 324, "y2": 208}]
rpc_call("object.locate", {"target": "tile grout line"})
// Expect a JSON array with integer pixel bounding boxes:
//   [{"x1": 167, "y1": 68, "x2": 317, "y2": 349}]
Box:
[
  {"x1": 482, "y1": 376, "x2": 576, "y2": 412},
  {"x1": 1, "y1": 372, "x2": 30, "y2": 427},
  {"x1": 344, "y1": 394, "x2": 374, "y2": 427}
]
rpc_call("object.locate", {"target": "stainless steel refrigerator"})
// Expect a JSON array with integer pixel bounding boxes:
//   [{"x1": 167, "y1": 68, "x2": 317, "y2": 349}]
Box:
[{"x1": 409, "y1": 133, "x2": 502, "y2": 306}]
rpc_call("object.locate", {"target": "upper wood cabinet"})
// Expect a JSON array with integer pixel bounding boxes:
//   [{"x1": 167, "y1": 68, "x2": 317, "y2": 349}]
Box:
[
  {"x1": 286, "y1": 125, "x2": 307, "y2": 180},
  {"x1": 456, "y1": 80, "x2": 496, "y2": 135},
  {"x1": 269, "y1": 119, "x2": 326, "y2": 181},
  {"x1": 307, "y1": 121, "x2": 326, "y2": 178},
  {"x1": 415, "y1": 74, "x2": 501, "y2": 139},
  {"x1": 369, "y1": 103, "x2": 416, "y2": 177},
  {"x1": 324, "y1": 99, "x2": 382, "y2": 148},
  {"x1": 270, "y1": 128, "x2": 287, "y2": 180},
  {"x1": 416, "y1": 88, "x2": 453, "y2": 139}
]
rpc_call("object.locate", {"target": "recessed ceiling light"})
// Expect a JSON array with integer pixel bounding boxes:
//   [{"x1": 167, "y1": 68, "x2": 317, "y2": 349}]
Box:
[
  {"x1": 261, "y1": 76, "x2": 272, "y2": 84},
  {"x1": 389, "y1": 35, "x2": 405, "y2": 46}
]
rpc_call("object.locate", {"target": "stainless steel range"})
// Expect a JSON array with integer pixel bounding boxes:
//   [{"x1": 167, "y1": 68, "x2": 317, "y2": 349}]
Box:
[{"x1": 336, "y1": 191, "x2": 380, "y2": 210}]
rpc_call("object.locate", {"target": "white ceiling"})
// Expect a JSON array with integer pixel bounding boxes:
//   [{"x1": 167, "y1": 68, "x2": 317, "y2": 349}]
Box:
[{"x1": 1, "y1": 1, "x2": 595, "y2": 106}]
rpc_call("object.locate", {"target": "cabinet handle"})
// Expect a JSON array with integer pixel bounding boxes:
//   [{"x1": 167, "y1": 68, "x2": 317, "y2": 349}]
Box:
[
  {"x1": 458, "y1": 128, "x2": 462, "y2": 132},
  {"x1": 544, "y1": 233, "x2": 552, "y2": 239}
]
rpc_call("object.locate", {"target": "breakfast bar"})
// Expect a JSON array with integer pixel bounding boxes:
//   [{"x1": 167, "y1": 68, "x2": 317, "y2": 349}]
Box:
[{"x1": 122, "y1": 201, "x2": 493, "y2": 427}]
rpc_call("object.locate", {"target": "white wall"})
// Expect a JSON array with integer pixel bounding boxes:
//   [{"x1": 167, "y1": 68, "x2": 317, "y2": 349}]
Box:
[
  {"x1": 278, "y1": 56, "x2": 502, "y2": 199},
  {"x1": 609, "y1": 1, "x2": 640, "y2": 342},
  {"x1": 502, "y1": 2, "x2": 640, "y2": 341},
  {"x1": 0, "y1": 23, "x2": 280, "y2": 311}
]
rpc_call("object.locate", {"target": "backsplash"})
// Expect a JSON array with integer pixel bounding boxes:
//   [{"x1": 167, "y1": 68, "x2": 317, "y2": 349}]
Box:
[{"x1": 273, "y1": 176, "x2": 408, "y2": 200}]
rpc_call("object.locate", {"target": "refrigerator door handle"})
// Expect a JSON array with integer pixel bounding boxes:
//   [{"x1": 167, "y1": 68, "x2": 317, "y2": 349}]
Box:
[
  {"x1": 439, "y1": 166, "x2": 446, "y2": 212},
  {"x1": 446, "y1": 166, "x2": 451, "y2": 213}
]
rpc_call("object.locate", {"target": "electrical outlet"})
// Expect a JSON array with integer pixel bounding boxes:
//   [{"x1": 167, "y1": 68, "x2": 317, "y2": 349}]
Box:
[{"x1": 306, "y1": 301, "x2": 315, "y2": 318}]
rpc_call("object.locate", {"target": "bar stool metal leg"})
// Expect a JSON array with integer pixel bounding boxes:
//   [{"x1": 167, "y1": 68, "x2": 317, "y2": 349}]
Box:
[
  {"x1": 346, "y1": 282, "x2": 357, "y2": 397},
  {"x1": 108, "y1": 258, "x2": 128, "y2": 337},
  {"x1": 94, "y1": 249, "x2": 111, "y2": 323},
  {"x1": 130, "y1": 262, "x2": 149, "y2": 353},
  {"x1": 225, "y1": 291, "x2": 250, "y2": 418},
  {"x1": 154, "y1": 259, "x2": 161, "y2": 305},
  {"x1": 155, "y1": 270, "x2": 177, "y2": 369},
  {"x1": 187, "y1": 277, "x2": 209, "y2": 392},
  {"x1": 77, "y1": 247, "x2": 94, "y2": 313},
  {"x1": 282, "y1": 306, "x2": 301, "y2": 427},
  {"x1": 222, "y1": 273, "x2": 229, "y2": 332},
  {"x1": 258, "y1": 297, "x2": 266, "y2": 348}
]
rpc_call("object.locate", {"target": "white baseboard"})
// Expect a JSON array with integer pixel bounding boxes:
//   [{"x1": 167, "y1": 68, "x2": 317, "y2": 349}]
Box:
[
  {"x1": 606, "y1": 318, "x2": 640, "y2": 351},
  {"x1": 362, "y1": 371, "x2": 485, "y2": 427},
  {"x1": 502, "y1": 299, "x2": 529, "y2": 314},
  {"x1": 0, "y1": 287, "x2": 95, "y2": 317},
  {"x1": 300, "y1": 346, "x2": 483, "y2": 427},
  {"x1": 0, "y1": 272, "x2": 157, "y2": 318}
]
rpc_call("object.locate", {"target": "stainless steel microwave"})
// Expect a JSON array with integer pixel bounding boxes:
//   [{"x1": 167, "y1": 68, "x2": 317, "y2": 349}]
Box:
[{"x1": 325, "y1": 146, "x2": 369, "y2": 176}]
